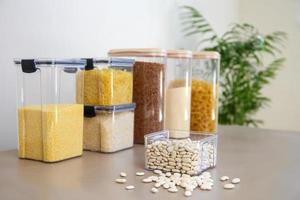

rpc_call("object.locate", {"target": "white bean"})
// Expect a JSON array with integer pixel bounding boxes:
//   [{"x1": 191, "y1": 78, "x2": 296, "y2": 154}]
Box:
[
  {"x1": 120, "y1": 172, "x2": 127, "y2": 177},
  {"x1": 125, "y1": 185, "x2": 135, "y2": 190},
  {"x1": 224, "y1": 183, "x2": 235, "y2": 189},
  {"x1": 136, "y1": 172, "x2": 145, "y2": 176},
  {"x1": 231, "y1": 178, "x2": 241, "y2": 184},
  {"x1": 115, "y1": 178, "x2": 126, "y2": 184},
  {"x1": 151, "y1": 187, "x2": 158, "y2": 193},
  {"x1": 220, "y1": 176, "x2": 229, "y2": 181},
  {"x1": 142, "y1": 178, "x2": 152, "y2": 183},
  {"x1": 184, "y1": 190, "x2": 192, "y2": 197}
]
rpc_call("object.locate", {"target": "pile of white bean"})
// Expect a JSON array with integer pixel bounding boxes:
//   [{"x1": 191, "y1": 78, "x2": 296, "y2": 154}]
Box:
[
  {"x1": 145, "y1": 138, "x2": 216, "y2": 175},
  {"x1": 115, "y1": 170, "x2": 241, "y2": 197}
]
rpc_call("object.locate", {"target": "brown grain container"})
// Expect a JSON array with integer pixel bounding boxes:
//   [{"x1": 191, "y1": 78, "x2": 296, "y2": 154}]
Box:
[{"x1": 108, "y1": 49, "x2": 166, "y2": 144}]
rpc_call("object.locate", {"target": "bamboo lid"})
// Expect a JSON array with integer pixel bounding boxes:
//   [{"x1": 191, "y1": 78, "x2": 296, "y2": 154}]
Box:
[
  {"x1": 192, "y1": 51, "x2": 220, "y2": 59},
  {"x1": 108, "y1": 48, "x2": 167, "y2": 57},
  {"x1": 167, "y1": 50, "x2": 193, "y2": 58}
]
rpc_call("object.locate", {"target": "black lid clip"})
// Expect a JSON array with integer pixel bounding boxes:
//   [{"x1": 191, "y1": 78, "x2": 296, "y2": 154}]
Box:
[
  {"x1": 84, "y1": 106, "x2": 96, "y2": 118},
  {"x1": 85, "y1": 58, "x2": 94, "y2": 70},
  {"x1": 21, "y1": 59, "x2": 37, "y2": 73}
]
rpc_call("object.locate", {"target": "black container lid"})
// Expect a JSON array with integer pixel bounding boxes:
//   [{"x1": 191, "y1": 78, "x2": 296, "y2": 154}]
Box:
[
  {"x1": 84, "y1": 103, "x2": 136, "y2": 118},
  {"x1": 82, "y1": 57, "x2": 134, "y2": 70}
]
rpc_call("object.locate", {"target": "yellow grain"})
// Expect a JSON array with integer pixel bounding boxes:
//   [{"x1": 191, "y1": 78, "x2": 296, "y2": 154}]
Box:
[{"x1": 18, "y1": 104, "x2": 83, "y2": 162}]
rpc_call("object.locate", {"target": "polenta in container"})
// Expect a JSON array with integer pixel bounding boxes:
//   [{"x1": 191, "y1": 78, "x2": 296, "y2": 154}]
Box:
[{"x1": 15, "y1": 59, "x2": 85, "y2": 162}]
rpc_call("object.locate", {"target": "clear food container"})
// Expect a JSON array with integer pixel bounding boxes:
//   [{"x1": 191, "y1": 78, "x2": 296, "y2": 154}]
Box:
[
  {"x1": 144, "y1": 130, "x2": 217, "y2": 175},
  {"x1": 165, "y1": 50, "x2": 192, "y2": 138},
  {"x1": 108, "y1": 49, "x2": 166, "y2": 144},
  {"x1": 83, "y1": 103, "x2": 135, "y2": 153},
  {"x1": 15, "y1": 59, "x2": 85, "y2": 162},
  {"x1": 76, "y1": 58, "x2": 134, "y2": 106},
  {"x1": 191, "y1": 52, "x2": 220, "y2": 134}
]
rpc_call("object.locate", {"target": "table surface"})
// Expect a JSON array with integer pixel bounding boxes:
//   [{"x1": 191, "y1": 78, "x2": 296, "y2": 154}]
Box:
[{"x1": 0, "y1": 126, "x2": 300, "y2": 200}]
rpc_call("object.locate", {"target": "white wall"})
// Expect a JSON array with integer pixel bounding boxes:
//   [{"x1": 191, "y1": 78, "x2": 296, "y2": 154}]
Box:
[
  {"x1": 0, "y1": 0, "x2": 239, "y2": 150},
  {"x1": 239, "y1": 0, "x2": 300, "y2": 131}
]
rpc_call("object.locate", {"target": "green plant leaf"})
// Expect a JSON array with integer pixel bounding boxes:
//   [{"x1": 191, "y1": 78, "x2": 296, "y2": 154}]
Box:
[{"x1": 180, "y1": 6, "x2": 287, "y2": 127}]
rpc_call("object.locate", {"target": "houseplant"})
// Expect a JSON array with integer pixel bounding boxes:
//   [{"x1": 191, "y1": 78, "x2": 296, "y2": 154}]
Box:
[{"x1": 181, "y1": 6, "x2": 287, "y2": 126}]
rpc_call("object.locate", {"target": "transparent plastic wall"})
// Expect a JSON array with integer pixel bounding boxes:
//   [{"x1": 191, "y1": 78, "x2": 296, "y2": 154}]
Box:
[
  {"x1": 108, "y1": 49, "x2": 166, "y2": 144},
  {"x1": 144, "y1": 130, "x2": 217, "y2": 175},
  {"x1": 15, "y1": 59, "x2": 85, "y2": 162},
  {"x1": 164, "y1": 50, "x2": 192, "y2": 139},
  {"x1": 191, "y1": 52, "x2": 220, "y2": 134}
]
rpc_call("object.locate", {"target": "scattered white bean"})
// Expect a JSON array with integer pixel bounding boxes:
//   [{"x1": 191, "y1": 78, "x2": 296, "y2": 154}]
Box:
[
  {"x1": 115, "y1": 178, "x2": 127, "y2": 184},
  {"x1": 200, "y1": 183, "x2": 212, "y2": 190},
  {"x1": 220, "y1": 176, "x2": 229, "y2": 181},
  {"x1": 168, "y1": 187, "x2": 178, "y2": 193},
  {"x1": 136, "y1": 172, "x2": 145, "y2": 176},
  {"x1": 125, "y1": 185, "x2": 135, "y2": 190},
  {"x1": 163, "y1": 183, "x2": 170, "y2": 189},
  {"x1": 154, "y1": 182, "x2": 161, "y2": 188},
  {"x1": 224, "y1": 183, "x2": 235, "y2": 189},
  {"x1": 120, "y1": 172, "x2": 127, "y2": 177},
  {"x1": 151, "y1": 187, "x2": 159, "y2": 193},
  {"x1": 231, "y1": 178, "x2": 240, "y2": 184},
  {"x1": 184, "y1": 190, "x2": 192, "y2": 197},
  {"x1": 142, "y1": 178, "x2": 152, "y2": 183}
]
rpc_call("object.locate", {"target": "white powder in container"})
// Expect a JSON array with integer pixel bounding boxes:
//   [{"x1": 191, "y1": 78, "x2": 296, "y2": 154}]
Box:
[
  {"x1": 83, "y1": 104, "x2": 135, "y2": 153},
  {"x1": 165, "y1": 80, "x2": 191, "y2": 138}
]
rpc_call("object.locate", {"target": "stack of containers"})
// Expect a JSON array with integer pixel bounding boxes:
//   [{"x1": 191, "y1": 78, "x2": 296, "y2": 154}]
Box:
[
  {"x1": 15, "y1": 59, "x2": 85, "y2": 162},
  {"x1": 164, "y1": 50, "x2": 193, "y2": 138},
  {"x1": 108, "y1": 49, "x2": 167, "y2": 144},
  {"x1": 144, "y1": 50, "x2": 220, "y2": 174},
  {"x1": 77, "y1": 58, "x2": 136, "y2": 153}
]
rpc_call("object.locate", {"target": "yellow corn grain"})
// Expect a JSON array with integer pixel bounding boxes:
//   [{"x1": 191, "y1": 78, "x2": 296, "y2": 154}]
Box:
[{"x1": 18, "y1": 104, "x2": 83, "y2": 162}]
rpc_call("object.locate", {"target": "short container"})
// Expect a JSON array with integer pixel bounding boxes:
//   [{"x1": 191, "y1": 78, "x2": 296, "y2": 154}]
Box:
[
  {"x1": 83, "y1": 103, "x2": 135, "y2": 153},
  {"x1": 15, "y1": 59, "x2": 85, "y2": 162},
  {"x1": 108, "y1": 48, "x2": 166, "y2": 144},
  {"x1": 191, "y1": 52, "x2": 220, "y2": 134},
  {"x1": 144, "y1": 130, "x2": 217, "y2": 175},
  {"x1": 76, "y1": 58, "x2": 134, "y2": 106},
  {"x1": 165, "y1": 50, "x2": 192, "y2": 138}
]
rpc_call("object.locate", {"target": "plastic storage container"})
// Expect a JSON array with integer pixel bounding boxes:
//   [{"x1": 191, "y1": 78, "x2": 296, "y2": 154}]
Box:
[
  {"x1": 83, "y1": 103, "x2": 135, "y2": 153},
  {"x1": 191, "y1": 52, "x2": 220, "y2": 134},
  {"x1": 144, "y1": 130, "x2": 217, "y2": 175},
  {"x1": 76, "y1": 58, "x2": 134, "y2": 106},
  {"x1": 15, "y1": 59, "x2": 85, "y2": 162},
  {"x1": 165, "y1": 50, "x2": 192, "y2": 139},
  {"x1": 108, "y1": 49, "x2": 166, "y2": 144}
]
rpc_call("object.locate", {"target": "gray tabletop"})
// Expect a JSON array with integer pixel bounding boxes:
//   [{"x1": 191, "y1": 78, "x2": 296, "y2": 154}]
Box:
[{"x1": 0, "y1": 126, "x2": 300, "y2": 200}]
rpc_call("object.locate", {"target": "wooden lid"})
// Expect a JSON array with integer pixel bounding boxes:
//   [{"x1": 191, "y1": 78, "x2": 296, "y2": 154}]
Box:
[
  {"x1": 192, "y1": 51, "x2": 220, "y2": 59},
  {"x1": 167, "y1": 50, "x2": 192, "y2": 58},
  {"x1": 108, "y1": 48, "x2": 167, "y2": 57}
]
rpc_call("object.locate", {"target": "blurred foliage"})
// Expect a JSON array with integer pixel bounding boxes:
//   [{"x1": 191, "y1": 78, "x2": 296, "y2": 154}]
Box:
[{"x1": 181, "y1": 6, "x2": 287, "y2": 126}]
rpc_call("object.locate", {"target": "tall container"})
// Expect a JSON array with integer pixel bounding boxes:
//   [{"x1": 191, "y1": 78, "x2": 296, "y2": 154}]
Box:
[
  {"x1": 108, "y1": 49, "x2": 166, "y2": 144},
  {"x1": 15, "y1": 59, "x2": 85, "y2": 162},
  {"x1": 191, "y1": 51, "x2": 220, "y2": 134},
  {"x1": 165, "y1": 50, "x2": 192, "y2": 138},
  {"x1": 76, "y1": 58, "x2": 134, "y2": 106}
]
